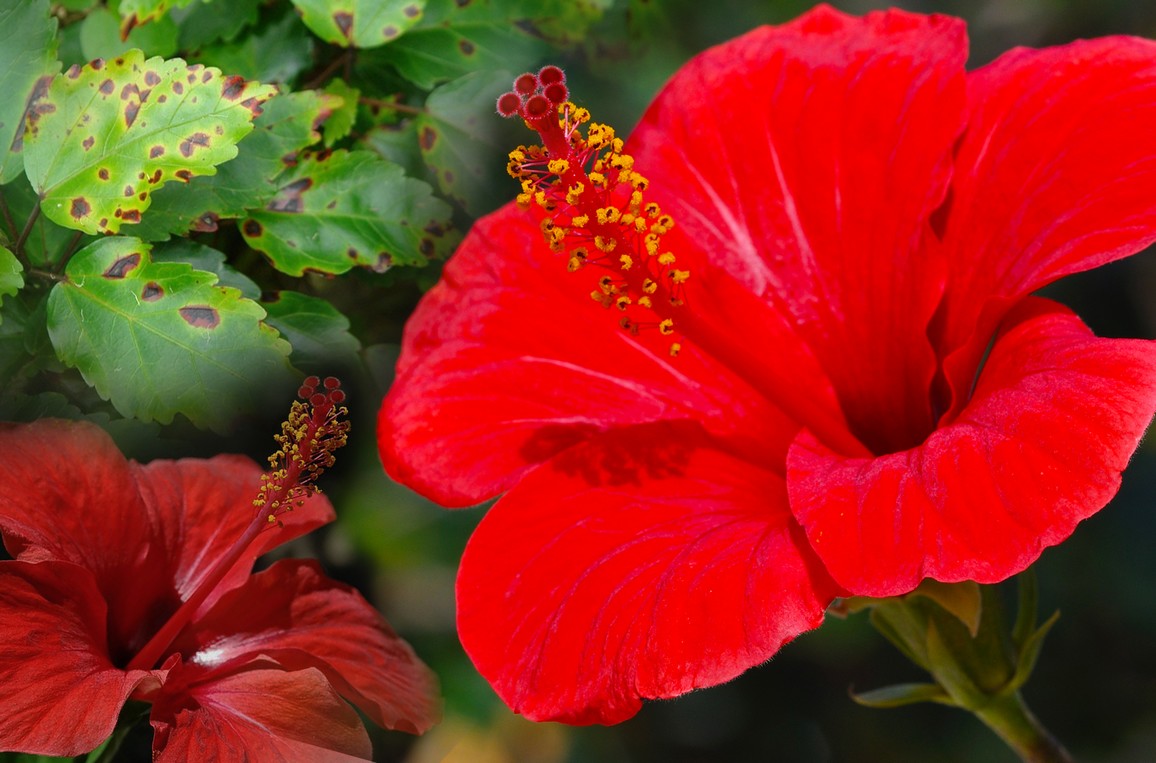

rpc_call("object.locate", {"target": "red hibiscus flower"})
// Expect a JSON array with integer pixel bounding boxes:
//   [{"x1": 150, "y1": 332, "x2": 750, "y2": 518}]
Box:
[
  {"x1": 378, "y1": 5, "x2": 1156, "y2": 725},
  {"x1": 0, "y1": 379, "x2": 438, "y2": 760}
]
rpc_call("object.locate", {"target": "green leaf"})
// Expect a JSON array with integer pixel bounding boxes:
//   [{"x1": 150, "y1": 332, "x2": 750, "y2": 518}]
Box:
[
  {"x1": 908, "y1": 579, "x2": 983, "y2": 638},
  {"x1": 1007, "y1": 610, "x2": 1060, "y2": 693},
  {"x1": 151, "y1": 239, "x2": 260, "y2": 299},
  {"x1": 361, "y1": 120, "x2": 424, "y2": 179},
  {"x1": 290, "y1": 0, "x2": 427, "y2": 49},
  {"x1": 322, "y1": 78, "x2": 360, "y2": 146},
  {"x1": 261, "y1": 290, "x2": 361, "y2": 373},
  {"x1": 133, "y1": 89, "x2": 335, "y2": 240},
  {"x1": 0, "y1": 246, "x2": 24, "y2": 326},
  {"x1": 1012, "y1": 568, "x2": 1039, "y2": 650},
  {"x1": 0, "y1": 0, "x2": 60, "y2": 184},
  {"x1": 172, "y1": 0, "x2": 260, "y2": 49},
  {"x1": 416, "y1": 70, "x2": 521, "y2": 214},
  {"x1": 850, "y1": 682, "x2": 952, "y2": 709},
  {"x1": 46, "y1": 236, "x2": 294, "y2": 431},
  {"x1": 0, "y1": 178, "x2": 95, "y2": 268},
  {"x1": 23, "y1": 50, "x2": 277, "y2": 235},
  {"x1": 79, "y1": 7, "x2": 180, "y2": 62},
  {"x1": 241, "y1": 149, "x2": 456, "y2": 276},
  {"x1": 362, "y1": 0, "x2": 550, "y2": 90},
  {"x1": 192, "y1": 8, "x2": 314, "y2": 86}
]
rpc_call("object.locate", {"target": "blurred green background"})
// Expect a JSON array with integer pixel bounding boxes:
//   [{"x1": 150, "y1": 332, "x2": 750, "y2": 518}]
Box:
[{"x1": 10, "y1": 0, "x2": 1156, "y2": 761}]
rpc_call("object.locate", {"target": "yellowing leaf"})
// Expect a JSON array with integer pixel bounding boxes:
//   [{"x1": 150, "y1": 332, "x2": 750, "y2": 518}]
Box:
[
  {"x1": 290, "y1": 0, "x2": 426, "y2": 49},
  {"x1": 23, "y1": 50, "x2": 276, "y2": 235}
]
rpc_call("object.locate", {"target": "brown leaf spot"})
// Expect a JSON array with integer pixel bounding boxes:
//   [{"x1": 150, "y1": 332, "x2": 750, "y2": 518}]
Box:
[
  {"x1": 455, "y1": 0, "x2": 471, "y2": 6},
  {"x1": 124, "y1": 101, "x2": 141, "y2": 129},
  {"x1": 347, "y1": 247, "x2": 359, "y2": 259},
  {"x1": 138, "y1": 192, "x2": 148, "y2": 201},
  {"x1": 404, "y1": 4, "x2": 420, "y2": 17},
  {"x1": 149, "y1": 169, "x2": 162, "y2": 184},
  {"x1": 419, "y1": 238, "x2": 434, "y2": 256},
  {"x1": 424, "y1": 221, "x2": 446, "y2": 236},
  {"x1": 99, "y1": 217, "x2": 108, "y2": 228},
  {"x1": 419, "y1": 126, "x2": 437, "y2": 151},
  {"x1": 120, "y1": 209, "x2": 141, "y2": 223},
  {"x1": 113, "y1": 57, "x2": 124, "y2": 66},
  {"x1": 179, "y1": 306, "x2": 220, "y2": 329},
  {"x1": 333, "y1": 11, "x2": 353, "y2": 40},
  {"x1": 120, "y1": 83, "x2": 140, "y2": 101},
  {"x1": 103, "y1": 253, "x2": 141, "y2": 279},
  {"x1": 141, "y1": 282, "x2": 164, "y2": 301},
  {"x1": 444, "y1": 169, "x2": 456, "y2": 183},
  {"x1": 242, "y1": 219, "x2": 263, "y2": 237},
  {"x1": 267, "y1": 178, "x2": 312, "y2": 213},
  {"x1": 201, "y1": 70, "x2": 212, "y2": 83},
  {"x1": 179, "y1": 132, "x2": 210, "y2": 158},
  {"x1": 149, "y1": 145, "x2": 165, "y2": 159},
  {"x1": 374, "y1": 252, "x2": 393, "y2": 272},
  {"x1": 175, "y1": 169, "x2": 192, "y2": 182},
  {"x1": 325, "y1": 200, "x2": 337, "y2": 210},
  {"x1": 458, "y1": 39, "x2": 475, "y2": 55},
  {"x1": 382, "y1": 24, "x2": 399, "y2": 39},
  {"x1": 173, "y1": 81, "x2": 184, "y2": 95},
  {"x1": 222, "y1": 75, "x2": 246, "y2": 100},
  {"x1": 239, "y1": 97, "x2": 263, "y2": 117},
  {"x1": 82, "y1": 135, "x2": 95, "y2": 151},
  {"x1": 92, "y1": 58, "x2": 105, "y2": 70},
  {"x1": 192, "y1": 212, "x2": 219, "y2": 232},
  {"x1": 66, "y1": 64, "x2": 82, "y2": 79},
  {"x1": 157, "y1": 94, "x2": 167, "y2": 103},
  {"x1": 144, "y1": 70, "x2": 161, "y2": 86},
  {"x1": 98, "y1": 168, "x2": 109, "y2": 180},
  {"x1": 70, "y1": 197, "x2": 90, "y2": 220}
]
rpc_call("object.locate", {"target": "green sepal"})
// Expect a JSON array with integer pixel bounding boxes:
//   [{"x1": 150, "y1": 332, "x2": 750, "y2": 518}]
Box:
[
  {"x1": 1007, "y1": 610, "x2": 1060, "y2": 693},
  {"x1": 908, "y1": 579, "x2": 983, "y2": 637},
  {"x1": 850, "y1": 682, "x2": 952, "y2": 709}
]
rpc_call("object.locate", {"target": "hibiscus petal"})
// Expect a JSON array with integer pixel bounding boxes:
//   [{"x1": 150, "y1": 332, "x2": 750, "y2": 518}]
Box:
[
  {"x1": 131, "y1": 456, "x2": 335, "y2": 614},
  {"x1": 379, "y1": 206, "x2": 800, "y2": 507},
  {"x1": 936, "y1": 36, "x2": 1156, "y2": 411},
  {"x1": 0, "y1": 561, "x2": 153, "y2": 756},
  {"x1": 629, "y1": 5, "x2": 967, "y2": 453},
  {"x1": 788, "y1": 298, "x2": 1156, "y2": 596},
  {"x1": 456, "y1": 422, "x2": 839, "y2": 724},
  {"x1": 150, "y1": 666, "x2": 371, "y2": 762},
  {"x1": 171, "y1": 559, "x2": 438, "y2": 734}
]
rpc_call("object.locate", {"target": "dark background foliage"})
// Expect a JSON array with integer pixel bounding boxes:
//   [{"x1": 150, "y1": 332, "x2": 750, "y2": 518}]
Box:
[{"x1": 2, "y1": 0, "x2": 1155, "y2": 761}]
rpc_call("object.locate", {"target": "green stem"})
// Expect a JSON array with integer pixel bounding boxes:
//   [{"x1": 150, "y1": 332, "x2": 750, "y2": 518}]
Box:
[{"x1": 973, "y1": 691, "x2": 1074, "y2": 763}]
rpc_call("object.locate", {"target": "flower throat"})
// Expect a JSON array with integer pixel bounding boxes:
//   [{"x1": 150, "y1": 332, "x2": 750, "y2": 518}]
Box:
[{"x1": 498, "y1": 66, "x2": 688, "y2": 358}]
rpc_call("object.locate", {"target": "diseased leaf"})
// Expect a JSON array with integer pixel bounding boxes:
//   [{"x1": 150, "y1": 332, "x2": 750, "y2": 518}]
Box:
[
  {"x1": 46, "y1": 237, "x2": 294, "y2": 431},
  {"x1": 291, "y1": 0, "x2": 426, "y2": 48},
  {"x1": 119, "y1": 0, "x2": 202, "y2": 36},
  {"x1": 151, "y1": 239, "x2": 260, "y2": 298},
  {"x1": 0, "y1": 178, "x2": 95, "y2": 269},
  {"x1": 0, "y1": 247, "x2": 24, "y2": 327},
  {"x1": 79, "y1": 7, "x2": 179, "y2": 62},
  {"x1": 241, "y1": 149, "x2": 456, "y2": 276},
  {"x1": 133, "y1": 89, "x2": 335, "y2": 240},
  {"x1": 261, "y1": 290, "x2": 361, "y2": 373},
  {"x1": 0, "y1": 0, "x2": 60, "y2": 184},
  {"x1": 192, "y1": 8, "x2": 314, "y2": 86},
  {"x1": 416, "y1": 70, "x2": 520, "y2": 214},
  {"x1": 321, "y1": 78, "x2": 360, "y2": 146},
  {"x1": 23, "y1": 50, "x2": 276, "y2": 235}
]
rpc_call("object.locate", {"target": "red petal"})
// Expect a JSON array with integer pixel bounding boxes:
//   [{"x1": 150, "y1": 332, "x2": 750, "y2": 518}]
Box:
[
  {"x1": 630, "y1": 5, "x2": 967, "y2": 453},
  {"x1": 171, "y1": 559, "x2": 438, "y2": 734},
  {"x1": 788, "y1": 299, "x2": 1156, "y2": 596},
  {"x1": 131, "y1": 456, "x2": 334, "y2": 614},
  {"x1": 457, "y1": 423, "x2": 839, "y2": 724},
  {"x1": 379, "y1": 207, "x2": 799, "y2": 506},
  {"x1": 936, "y1": 36, "x2": 1156, "y2": 412},
  {"x1": 0, "y1": 561, "x2": 153, "y2": 756},
  {"x1": 151, "y1": 666, "x2": 371, "y2": 762}
]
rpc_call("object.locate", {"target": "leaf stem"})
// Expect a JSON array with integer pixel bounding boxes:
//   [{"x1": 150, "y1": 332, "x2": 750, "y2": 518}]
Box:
[
  {"x1": 303, "y1": 49, "x2": 354, "y2": 90},
  {"x1": 13, "y1": 205, "x2": 39, "y2": 259},
  {"x1": 0, "y1": 188, "x2": 16, "y2": 242},
  {"x1": 973, "y1": 691, "x2": 1074, "y2": 763},
  {"x1": 361, "y1": 97, "x2": 424, "y2": 116}
]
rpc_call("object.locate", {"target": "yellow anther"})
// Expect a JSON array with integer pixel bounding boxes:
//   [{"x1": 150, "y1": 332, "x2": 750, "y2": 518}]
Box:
[
  {"x1": 594, "y1": 235, "x2": 616, "y2": 252},
  {"x1": 572, "y1": 106, "x2": 591, "y2": 123},
  {"x1": 642, "y1": 278, "x2": 657, "y2": 294},
  {"x1": 566, "y1": 182, "x2": 585, "y2": 205},
  {"x1": 589, "y1": 172, "x2": 606, "y2": 187},
  {"x1": 609, "y1": 153, "x2": 634, "y2": 171},
  {"x1": 631, "y1": 175, "x2": 649, "y2": 191},
  {"x1": 516, "y1": 193, "x2": 531, "y2": 209},
  {"x1": 669, "y1": 342, "x2": 681, "y2": 357},
  {"x1": 644, "y1": 202, "x2": 661, "y2": 218},
  {"x1": 615, "y1": 296, "x2": 631, "y2": 311},
  {"x1": 658, "y1": 252, "x2": 676, "y2": 266},
  {"x1": 621, "y1": 212, "x2": 635, "y2": 226},
  {"x1": 630, "y1": 191, "x2": 644, "y2": 210},
  {"x1": 619, "y1": 254, "x2": 633, "y2": 270},
  {"x1": 669, "y1": 269, "x2": 690, "y2": 284},
  {"x1": 659, "y1": 319, "x2": 675, "y2": 335},
  {"x1": 568, "y1": 256, "x2": 584, "y2": 272},
  {"x1": 571, "y1": 214, "x2": 589, "y2": 227},
  {"x1": 637, "y1": 296, "x2": 652, "y2": 308},
  {"x1": 612, "y1": 138, "x2": 624, "y2": 153},
  {"x1": 534, "y1": 191, "x2": 548, "y2": 207},
  {"x1": 634, "y1": 217, "x2": 647, "y2": 233},
  {"x1": 598, "y1": 275, "x2": 615, "y2": 293},
  {"x1": 619, "y1": 316, "x2": 638, "y2": 334},
  {"x1": 548, "y1": 159, "x2": 570, "y2": 174},
  {"x1": 644, "y1": 235, "x2": 661, "y2": 256},
  {"x1": 540, "y1": 219, "x2": 555, "y2": 233},
  {"x1": 596, "y1": 207, "x2": 621, "y2": 225}
]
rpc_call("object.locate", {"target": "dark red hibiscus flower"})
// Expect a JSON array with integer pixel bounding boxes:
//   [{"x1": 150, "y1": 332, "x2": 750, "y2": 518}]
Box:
[
  {"x1": 378, "y1": 5, "x2": 1156, "y2": 725},
  {"x1": 0, "y1": 379, "x2": 438, "y2": 760}
]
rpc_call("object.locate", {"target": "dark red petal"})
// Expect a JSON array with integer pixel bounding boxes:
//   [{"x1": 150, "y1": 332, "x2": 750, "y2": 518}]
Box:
[
  {"x1": 629, "y1": 5, "x2": 967, "y2": 453},
  {"x1": 0, "y1": 561, "x2": 154, "y2": 756},
  {"x1": 379, "y1": 207, "x2": 801, "y2": 507},
  {"x1": 788, "y1": 298, "x2": 1156, "y2": 596},
  {"x1": 935, "y1": 36, "x2": 1156, "y2": 413},
  {"x1": 457, "y1": 423, "x2": 839, "y2": 724},
  {"x1": 130, "y1": 456, "x2": 335, "y2": 614},
  {"x1": 170, "y1": 559, "x2": 439, "y2": 734},
  {"x1": 151, "y1": 666, "x2": 371, "y2": 762}
]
